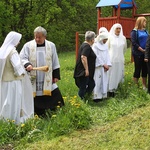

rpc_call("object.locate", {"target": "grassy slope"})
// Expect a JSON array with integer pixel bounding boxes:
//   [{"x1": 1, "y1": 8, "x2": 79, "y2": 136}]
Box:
[
  {"x1": 13, "y1": 49, "x2": 150, "y2": 149},
  {"x1": 21, "y1": 104, "x2": 150, "y2": 150}
]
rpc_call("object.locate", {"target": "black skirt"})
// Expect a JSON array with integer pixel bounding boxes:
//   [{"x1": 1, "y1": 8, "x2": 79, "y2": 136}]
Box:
[{"x1": 34, "y1": 88, "x2": 64, "y2": 115}]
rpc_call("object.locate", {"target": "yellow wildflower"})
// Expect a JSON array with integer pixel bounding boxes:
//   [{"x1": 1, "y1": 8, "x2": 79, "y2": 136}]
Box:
[
  {"x1": 34, "y1": 115, "x2": 39, "y2": 119},
  {"x1": 21, "y1": 124, "x2": 25, "y2": 127},
  {"x1": 52, "y1": 115, "x2": 57, "y2": 118},
  {"x1": 63, "y1": 97, "x2": 67, "y2": 100},
  {"x1": 75, "y1": 103, "x2": 81, "y2": 107},
  {"x1": 7, "y1": 119, "x2": 10, "y2": 122},
  {"x1": 57, "y1": 105, "x2": 60, "y2": 108},
  {"x1": 74, "y1": 96, "x2": 77, "y2": 99}
]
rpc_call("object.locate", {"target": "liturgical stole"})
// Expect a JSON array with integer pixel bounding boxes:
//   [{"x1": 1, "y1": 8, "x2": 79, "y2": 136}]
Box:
[{"x1": 29, "y1": 40, "x2": 52, "y2": 97}]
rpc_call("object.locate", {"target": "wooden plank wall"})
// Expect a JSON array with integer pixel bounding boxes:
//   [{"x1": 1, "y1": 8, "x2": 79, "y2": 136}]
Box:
[{"x1": 98, "y1": 17, "x2": 136, "y2": 39}]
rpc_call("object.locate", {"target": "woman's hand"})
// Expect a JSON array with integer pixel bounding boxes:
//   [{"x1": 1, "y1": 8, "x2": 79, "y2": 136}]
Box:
[
  {"x1": 103, "y1": 64, "x2": 109, "y2": 72},
  {"x1": 53, "y1": 78, "x2": 59, "y2": 83},
  {"x1": 144, "y1": 59, "x2": 148, "y2": 62},
  {"x1": 85, "y1": 69, "x2": 89, "y2": 76}
]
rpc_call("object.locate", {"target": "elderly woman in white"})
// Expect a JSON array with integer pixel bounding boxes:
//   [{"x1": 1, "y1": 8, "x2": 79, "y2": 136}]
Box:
[
  {"x1": 107, "y1": 23, "x2": 127, "y2": 97},
  {"x1": 0, "y1": 31, "x2": 34, "y2": 124},
  {"x1": 92, "y1": 31, "x2": 112, "y2": 102}
]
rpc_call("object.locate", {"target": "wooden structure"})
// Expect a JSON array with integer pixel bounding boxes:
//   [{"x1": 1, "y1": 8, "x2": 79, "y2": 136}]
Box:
[
  {"x1": 96, "y1": 0, "x2": 137, "y2": 39},
  {"x1": 75, "y1": 0, "x2": 150, "y2": 60}
]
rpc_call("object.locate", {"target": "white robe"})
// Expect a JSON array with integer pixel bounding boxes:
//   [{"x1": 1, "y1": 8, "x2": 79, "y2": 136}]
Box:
[
  {"x1": 92, "y1": 42, "x2": 112, "y2": 99},
  {"x1": 20, "y1": 40, "x2": 60, "y2": 94},
  {"x1": 0, "y1": 53, "x2": 34, "y2": 124},
  {"x1": 107, "y1": 35, "x2": 127, "y2": 92}
]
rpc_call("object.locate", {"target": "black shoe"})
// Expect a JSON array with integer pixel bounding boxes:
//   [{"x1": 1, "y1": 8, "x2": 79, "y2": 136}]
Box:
[
  {"x1": 108, "y1": 92, "x2": 115, "y2": 97},
  {"x1": 93, "y1": 99, "x2": 102, "y2": 103}
]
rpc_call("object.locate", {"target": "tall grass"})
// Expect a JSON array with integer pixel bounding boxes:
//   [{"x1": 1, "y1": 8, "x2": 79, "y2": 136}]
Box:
[{"x1": 0, "y1": 49, "x2": 150, "y2": 150}]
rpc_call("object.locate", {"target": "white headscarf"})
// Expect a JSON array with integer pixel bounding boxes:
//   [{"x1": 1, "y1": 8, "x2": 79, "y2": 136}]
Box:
[
  {"x1": 97, "y1": 32, "x2": 108, "y2": 43},
  {"x1": 99, "y1": 27, "x2": 108, "y2": 34},
  {"x1": 109, "y1": 23, "x2": 123, "y2": 37},
  {"x1": 95, "y1": 27, "x2": 108, "y2": 43},
  {"x1": 0, "y1": 31, "x2": 22, "y2": 59},
  {"x1": 0, "y1": 31, "x2": 22, "y2": 82},
  {"x1": 94, "y1": 32, "x2": 108, "y2": 51}
]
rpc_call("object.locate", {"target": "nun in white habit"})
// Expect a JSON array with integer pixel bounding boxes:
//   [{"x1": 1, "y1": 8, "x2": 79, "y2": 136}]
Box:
[
  {"x1": 0, "y1": 31, "x2": 34, "y2": 124},
  {"x1": 95, "y1": 27, "x2": 109, "y2": 43},
  {"x1": 92, "y1": 32, "x2": 112, "y2": 102},
  {"x1": 99, "y1": 27, "x2": 109, "y2": 34},
  {"x1": 107, "y1": 23, "x2": 127, "y2": 97}
]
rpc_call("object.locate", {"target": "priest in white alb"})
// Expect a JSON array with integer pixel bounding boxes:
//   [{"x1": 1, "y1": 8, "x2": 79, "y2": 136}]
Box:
[{"x1": 20, "y1": 26, "x2": 64, "y2": 116}]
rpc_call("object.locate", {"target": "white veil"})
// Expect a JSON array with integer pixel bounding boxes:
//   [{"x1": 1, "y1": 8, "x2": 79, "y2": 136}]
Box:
[{"x1": 109, "y1": 23, "x2": 124, "y2": 37}]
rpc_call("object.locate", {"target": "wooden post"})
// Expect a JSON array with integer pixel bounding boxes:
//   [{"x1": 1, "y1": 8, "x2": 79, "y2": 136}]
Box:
[
  {"x1": 75, "y1": 32, "x2": 79, "y2": 60},
  {"x1": 117, "y1": 5, "x2": 120, "y2": 18},
  {"x1": 97, "y1": 8, "x2": 101, "y2": 34},
  {"x1": 113, "y1": 7, "x2": 117, "y2": 16}
]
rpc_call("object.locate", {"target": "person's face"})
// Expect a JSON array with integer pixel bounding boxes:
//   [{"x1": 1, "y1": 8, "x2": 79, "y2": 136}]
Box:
[
  {"x1": 103, "y1": 39, "x2": 107, "y2": 44},
  {"x1": 15, "y1": 42, "x2": 20, "y2": 47},
  {"x1": 34, "y1": 32, "x2": 46, "y2": 45},
  {"x1": 91, "y1": 38, "x2": 95, "y2": 45},
  {"x1": 115, "y1": 27, "x2": 121, "y2": 36},
  {"x1": 143, "y1": 20, "x2": 147, "y2": 28},
  {"x1": 89, "y1": 38, "x2": 95, "y2": 46}
]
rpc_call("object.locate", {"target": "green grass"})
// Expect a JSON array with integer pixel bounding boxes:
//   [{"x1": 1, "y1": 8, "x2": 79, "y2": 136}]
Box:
[{"x1": 1, "y1": 49, "x2": 150, "y2": 150}]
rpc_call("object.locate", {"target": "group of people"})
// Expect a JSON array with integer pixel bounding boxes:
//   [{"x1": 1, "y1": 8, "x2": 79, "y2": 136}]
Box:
[
  {"x1": 1, "y1": 16, "x2": 150, "y2": 124},
  {"x1": 74, "y1": 23, "x2": 127, "y2": 102},
  {"x1": 0, "y1": 26, "x2": 65, "y2": 124},
  {"x1": 74, "y1": 16, "x2": 150, "y2": 102}
]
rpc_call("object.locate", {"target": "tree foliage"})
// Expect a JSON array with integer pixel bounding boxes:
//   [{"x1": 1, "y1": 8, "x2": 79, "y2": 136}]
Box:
[{"x1": 0, "y1": 0, "x2": 149, "y2": 52}]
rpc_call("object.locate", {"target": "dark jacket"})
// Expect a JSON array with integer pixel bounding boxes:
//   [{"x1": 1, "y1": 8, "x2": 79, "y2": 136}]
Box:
[
  {"x1": 131, "y1": 29, "x2": 148, "y2": 56},
  {"x1": 145, "y1": 35, "x2": 150, "y2": 59}
]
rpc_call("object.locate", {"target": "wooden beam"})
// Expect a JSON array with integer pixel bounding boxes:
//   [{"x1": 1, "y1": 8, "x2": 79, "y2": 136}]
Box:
[{"x1": 134, "y1": 13, "x2": 150, "y2": 17}]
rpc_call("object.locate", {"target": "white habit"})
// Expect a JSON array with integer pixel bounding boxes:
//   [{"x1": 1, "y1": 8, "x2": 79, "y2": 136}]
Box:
[
  {"x1": 107, "y1": 23, "x2": 127, "y2": 92},
  {"x1": 92, "y1": 35, "x2": 112, "y2": 99},
  {"x1": 0, "y1": 32, "x2": 34, "y2": 124}
]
